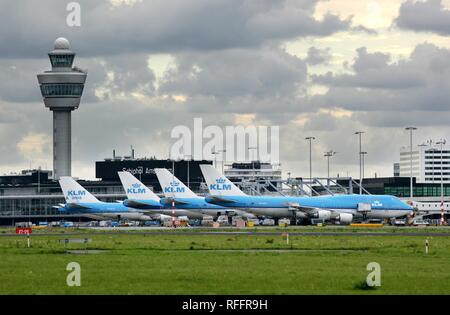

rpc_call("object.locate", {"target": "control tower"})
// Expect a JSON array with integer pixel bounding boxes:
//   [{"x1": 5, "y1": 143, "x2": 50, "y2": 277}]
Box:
[{"x1": 37, "y1": 38, "x2": 87, "y2": 179}]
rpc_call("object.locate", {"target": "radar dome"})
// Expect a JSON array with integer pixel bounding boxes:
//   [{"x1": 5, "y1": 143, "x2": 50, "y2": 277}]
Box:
[{"x1": 54, "y1": 37, "x2": 70, "y2": 50}]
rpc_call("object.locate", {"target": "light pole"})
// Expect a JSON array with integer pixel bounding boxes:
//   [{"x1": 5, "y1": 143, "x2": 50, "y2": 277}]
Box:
[
  {"x1": 185, "y1": 154, "x2": 192, "y2": 189},
  {"x1": 212, "y1": 150, "x2": 219, "y2": 169},
  {"x1": 405, "y1": 127, "x2": 417, "y2": 199},
  {"x1": 361, "y1": 151, "x2": 367, "y2": 183},
  {"x1": 248, "y1": 146, "x2": 257, "y2": 181},
  {"x1": 355, "y1": 131, "x2": 365, "y2": 194},
  {"x1": 437, "y1": 139, "x2": 447, "y2": 225},
  {"x1": 324, "y1": 150, "x2": 336, "y2": 190},
  {"x1": 172, "y1": 159, "x2": 175, "y2": 176},
  {"x1": 218, "y1": 149, "x2": 227, "y2": 174},
  {"x1": 305, "y1": 137, "x2": 315, "y2": 182}
]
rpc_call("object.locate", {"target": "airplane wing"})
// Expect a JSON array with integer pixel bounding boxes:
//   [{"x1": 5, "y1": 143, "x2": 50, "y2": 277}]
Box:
[
  {"x1": 286, "y1": 202, "x2": 332, "y2": 214},
  {"x1": 206, "y1": 195, "x2": 237, "y2": 204},
  {"x1": 287, "y1": 202, "x2": 341, "y2": 218},
  {"x1": 162, "y1": 197, "x2": 192, "y2": 206},
  {"x1": 124, "y1": 200, "x2": 157, "y2": 209},
  {"x1": 65, "y1": 203, "x2": 91, "y2": 210}
]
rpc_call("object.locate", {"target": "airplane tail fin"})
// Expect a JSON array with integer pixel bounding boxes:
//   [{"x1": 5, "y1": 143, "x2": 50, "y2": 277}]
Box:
[
  {"x1": 154, "y1": 168, "x2": 198, "y2": 198},
  {"x1": 118, "y1": 171, "x2": 160, "y2": 201},
  {"x1": 58, "y1": 177, "x2": 100, "y2": 204},
  {"x1": 199, "y1": 164, "x2": 246, "y2": 196}
]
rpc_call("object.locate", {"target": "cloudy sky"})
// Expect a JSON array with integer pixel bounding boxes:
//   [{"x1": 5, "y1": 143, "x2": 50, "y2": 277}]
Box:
[{"x1": 1, "y1": 0, "x2": 450, "y2": 179}]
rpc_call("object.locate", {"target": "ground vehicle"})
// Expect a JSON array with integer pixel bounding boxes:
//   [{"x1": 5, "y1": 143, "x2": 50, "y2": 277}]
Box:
[
  {"x1": 188, "y1": 219, "x2": 202, "y2": 226},
  {"x1": 62, "y1": 221, "x2": 74, "y2": 228},
  {"x1": 216, "y1": 215, "x2": 229, "y2": 225},
  {"x1": 231, "y1": 216, "x2": 243, "y2": 226},
  {"x1": 99, "y1": 220, "x2": 110, "y2": 227},
  {"x1": 15, "y1": 222, "x2": 33, "y2": 227},
  {"x1": 310, "y1": 218, "x2": 325, "y2": 225},
  {"x1": 262, "y1": 219, "x2": 275, "y2": 226},
  {"x1": 278, "y1": 218, "x2": 290, "y2": 227},
  {"x1": 144, "y1": 220, "x2": 161, "y2": 226},
  {"x1": 391, "y1": 219, "x2": 406, "y2": 226},
  {"x1": 201, "y1": 219, "x2": 214, "y2": 226},
  {"x1": 412, "y1": 219, "x2": 429, "y2": 226},
  {"x1": 248, "y1": 218, "x2": 260, "y2": 226}
]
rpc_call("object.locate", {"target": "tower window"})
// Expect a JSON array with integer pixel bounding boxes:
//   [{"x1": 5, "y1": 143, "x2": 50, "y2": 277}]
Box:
[
  {"x1": 49, "y1": 54, "x2": 74, "y2": 67},
  {"x1": 40, "y1": 84, "x2": 84, "y2": 97}
]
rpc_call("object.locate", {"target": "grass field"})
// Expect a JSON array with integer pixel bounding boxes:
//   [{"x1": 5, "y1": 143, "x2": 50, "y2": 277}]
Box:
[{"x1": 1, "y1": 228, "x2": 449, "y2": 294}]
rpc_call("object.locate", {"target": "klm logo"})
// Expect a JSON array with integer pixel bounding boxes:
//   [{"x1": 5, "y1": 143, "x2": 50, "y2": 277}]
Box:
[
  {"x1": 164, "y1": 181, "x2": 185, "y2": 193},
  {"x1": 127, "y1": 183, "x2": 146, "y2": 194},
  {"x1": 67, "y1": 190, "x2": 85, "y2": 201},
  {"x1": 209, "y1": 178, "x2": 231, "y2": 191},
  {"x1": 372, "y1": 200, "x2": 383, "y2": 207},
  {"x1": 67, "y1": 190, "x2": 86, "y2": 196}
]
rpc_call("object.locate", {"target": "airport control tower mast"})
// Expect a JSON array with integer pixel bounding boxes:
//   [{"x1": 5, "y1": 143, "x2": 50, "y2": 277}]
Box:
[{"x1": 37, "y1": 38, "x2": 87, "y2": 179}]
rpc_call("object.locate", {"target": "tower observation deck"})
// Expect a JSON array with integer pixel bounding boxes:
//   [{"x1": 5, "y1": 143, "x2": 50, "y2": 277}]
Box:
[{"x1": 37, "y1": 38, "x2": 87, "y2": 179}]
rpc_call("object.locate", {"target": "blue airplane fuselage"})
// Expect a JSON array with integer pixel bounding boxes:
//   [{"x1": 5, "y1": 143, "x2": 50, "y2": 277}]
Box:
[{"x1": 205, "y1": 194, "x2": 413, "y2": 218}]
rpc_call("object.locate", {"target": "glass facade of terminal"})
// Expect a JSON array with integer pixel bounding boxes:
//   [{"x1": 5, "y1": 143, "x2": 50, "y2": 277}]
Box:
[
  {"x1": 384, "y1": 185, "x2": 450, "y2": 197},
  {"x1": 40, "y1": 83, "x2": 84, "y2": 97},
  {"x1": 0, "y1": 198, "x2": 64, "y2": 216}
]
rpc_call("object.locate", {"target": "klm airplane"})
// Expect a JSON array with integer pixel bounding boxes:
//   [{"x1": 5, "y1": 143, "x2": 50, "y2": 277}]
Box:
[
  {"x1": 154, "y1": 168, "x2": 256, "y2": 219},
  {"x1": 199, "y1": 165, "x2": 414, "y2": 224},
  {"x1": 118, "y1": 171, "x2": 204, "y2": 219},
  {"x1": 58, "y1": 176, "x2": 154, "y2": 221}
]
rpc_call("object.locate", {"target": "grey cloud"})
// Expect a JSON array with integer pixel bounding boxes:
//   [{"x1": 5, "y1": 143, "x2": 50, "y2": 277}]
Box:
[
  {"x1": 0, "y1": 101, "x2": 52, "y2": 167},
  {"x1": 396, "y1": 0, "x2": 450, "y2": 35},
  {"x1": 305, "y1": 47, "x2": 331, "y2": 65},
  {"x1": 0, "y1": 0, "x2": 353, "y2": 58},
  {"x1": 352, "y1": 47, "x2": 390, "y2": 72},
  {"x1": 0, "y1": 59, "x2": 43, "y2": 103},
  {"x1": 354, "y1": 110, "x2": 450, "y2": 128},
  {"x1": 0, "y1": 53, "x2": 155, "y2": 104},
  {"x1": 160, "y1": 47, "x2": 307, "y2": 99},
  {"x1": 312, "y1": 43, "x2": 450, "y2": 114}
]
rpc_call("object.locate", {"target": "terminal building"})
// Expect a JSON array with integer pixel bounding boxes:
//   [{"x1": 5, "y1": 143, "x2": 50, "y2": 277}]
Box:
[
  {"x1": 399, "y1": 141, "x2": 450, "y2": 183},
  {"x1": 0, "y1": 156, "x2": 212, "y2": 225},
  {"x1": 224, "y1": 161, "x2": 282, "y2": 193}
]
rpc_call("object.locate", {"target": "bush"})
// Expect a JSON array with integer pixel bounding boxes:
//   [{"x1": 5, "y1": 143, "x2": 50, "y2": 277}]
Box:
[{"x1": 353, "y1": 280, "x2": 377, "y2": 291}]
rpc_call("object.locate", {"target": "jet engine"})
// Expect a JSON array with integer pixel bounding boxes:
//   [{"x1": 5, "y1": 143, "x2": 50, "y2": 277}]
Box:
[
  {"x1": 295, "y1": 211, "x2": 308, "y2": 219},
  {"x1": 313, "y1": 210, "x2": 331, "y2": 221},
  {"x1": 337, "y1": 213, "x2": 353, "y2": 224}
]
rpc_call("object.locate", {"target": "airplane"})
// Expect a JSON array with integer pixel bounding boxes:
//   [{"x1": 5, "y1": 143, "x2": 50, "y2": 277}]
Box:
[
  {"x1": 199, "y1": 165, "x2": 414, "y2": 224},
  {"x1": 57, "y1": 176, "x2": 154, "y2": 221},
  {"x1": 154, "y1": 168, "x2": 256, "y2": 219},
  {"x1": 118, "y1": 171, "x2": 205, "y2": 219}
]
